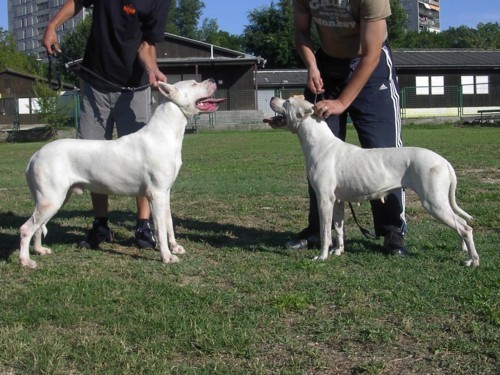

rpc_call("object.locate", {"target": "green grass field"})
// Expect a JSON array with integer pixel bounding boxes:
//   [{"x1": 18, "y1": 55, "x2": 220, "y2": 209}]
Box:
[{"x1": 0, "y1": 125, "x2": 499, "y2": 374}]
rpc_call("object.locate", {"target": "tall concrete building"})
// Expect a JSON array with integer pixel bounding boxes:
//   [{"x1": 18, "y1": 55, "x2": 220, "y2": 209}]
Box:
[
  {"x1": 7, "y1": 0, "x2": 89, "y2": 58},
  {"x1": 399, "y1": 0, "x2": 441, "y2": 33}
]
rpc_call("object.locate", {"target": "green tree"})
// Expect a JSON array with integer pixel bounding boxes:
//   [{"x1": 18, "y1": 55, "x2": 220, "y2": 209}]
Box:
[
  {"x1": 165, "y1": 1, "x2": 180, "y2": 34},
  {"x1": 394, "y1": 22, "x2": 500, "y2": 49},
  {"x1": 197, "y1": 18, "x2": 244, "y2": 51},
  {"x1": 56, "y1": 14, "x2": 92, "y2": 86},
  {"x1": 476, "y1": 22, "x2": 500, "y2": 49},
  {"x1": 442, "y1": 23, "x2": 500, "y2": 49},
  {"x1": 387, "y1": 0, "x2": 409, "y2": 47},
  {"x1": 0, "y1": 28, "x2": 40, "y2": 74},
  {"x1": 33, "y1": 80, "x2": 72, "y2": 137},
  {"x1": 244, "y1": 0, "x2": 300, "y2": 68},
  {"x1": 398, "y1": 30, "x2": 446, "y2": 48},
  {"x1": 171, "y1": 0, "x2": 205, "y2": 39}
]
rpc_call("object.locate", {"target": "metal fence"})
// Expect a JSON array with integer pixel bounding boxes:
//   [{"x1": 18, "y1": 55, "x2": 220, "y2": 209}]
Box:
[
  {"x1": 2, "y1": 84, "x2": 498, "y2": 130},
  {"x1": 0, "y1": 92, "x2": 80, "y2": 129},
  {"x1": 400, "y1": 83, "x2": 500, "y2": 118}
]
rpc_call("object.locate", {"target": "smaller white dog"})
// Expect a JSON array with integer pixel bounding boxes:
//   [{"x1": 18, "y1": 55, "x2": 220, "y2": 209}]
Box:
[
  {"x1": 265, "y1": 97, "x2": 479, "y2": 267},
  {"x1": 19, "y1": 79, "x2": 224, "y2": 269}
]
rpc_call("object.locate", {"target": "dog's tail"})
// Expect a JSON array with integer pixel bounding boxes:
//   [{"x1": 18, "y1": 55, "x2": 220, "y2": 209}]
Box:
[{"x1": 448, "y1": 162, "x2": 473, "y2": 221}]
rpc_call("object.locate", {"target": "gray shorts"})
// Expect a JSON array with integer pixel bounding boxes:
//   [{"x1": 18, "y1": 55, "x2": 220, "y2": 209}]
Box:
[{"x1": 78, "y1": 80, "x2": 152, "y2": 140}]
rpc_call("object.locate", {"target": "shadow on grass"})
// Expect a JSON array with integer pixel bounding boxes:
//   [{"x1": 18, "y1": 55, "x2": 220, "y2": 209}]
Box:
[
  {"x1": 174, "y1": 216, "x2": 384, "y2": 256},
  {"x1": 1, "y1": 208, "x2": 384, "y2": 264}
]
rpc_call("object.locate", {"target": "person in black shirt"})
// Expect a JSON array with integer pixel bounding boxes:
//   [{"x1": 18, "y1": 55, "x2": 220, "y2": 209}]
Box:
[{"x1": 43, "y1": 0, "x2": 171, "y2": 249}]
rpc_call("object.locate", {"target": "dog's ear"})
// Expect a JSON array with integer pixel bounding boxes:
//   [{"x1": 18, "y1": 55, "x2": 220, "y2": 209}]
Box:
[
  {"x1": 296, "y1": 103, "x2": 314, "y2": 120},
  {"x1": 158, "y1": 81, "x2": 179, "y2": 100},
  {"x1": 302, "y1": 105, "x2": 314, "y2": 118}
]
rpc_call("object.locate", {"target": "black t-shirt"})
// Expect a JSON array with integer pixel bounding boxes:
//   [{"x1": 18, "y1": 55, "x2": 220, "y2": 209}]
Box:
[{"x1": 81, "y1": 0, "x2": 170, "y2": 91}]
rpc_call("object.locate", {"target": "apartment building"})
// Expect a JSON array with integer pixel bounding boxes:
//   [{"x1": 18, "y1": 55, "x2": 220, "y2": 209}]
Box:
[
  {"x1": 7, "y1": 0, "x2": 88, "y2": 58},
  {"x1": 400, "y1": 0, "x2": 441, "y2": 32}
]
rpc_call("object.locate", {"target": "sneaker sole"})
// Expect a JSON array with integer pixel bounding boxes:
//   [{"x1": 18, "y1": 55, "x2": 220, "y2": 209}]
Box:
[
  {"x1": 78, "y1": 240, "x2": 93, "y2": 249},
  {"x1": 135, "y1": 239, "x2": 156, "y2": 249}
]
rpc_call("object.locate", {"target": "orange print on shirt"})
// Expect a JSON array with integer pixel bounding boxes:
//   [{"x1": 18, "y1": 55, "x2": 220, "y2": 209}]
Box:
[{"x1": 123, "y1": 4, "x2": 136, "y2": 15}]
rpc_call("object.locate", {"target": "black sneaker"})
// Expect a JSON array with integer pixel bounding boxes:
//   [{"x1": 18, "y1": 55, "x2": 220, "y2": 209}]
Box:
[
  {"x1": 135, "y1": 220, "x2": 157, "y2": 249},
  {"x1": 384, "y1": 231, "x2": 408, "y2": 256},
  {"x1": 79, "y1": 218, "x2": 112, "y2": 249},
  {"x1": 285, "y1": 226, "x2": 321, "y2": 250}
]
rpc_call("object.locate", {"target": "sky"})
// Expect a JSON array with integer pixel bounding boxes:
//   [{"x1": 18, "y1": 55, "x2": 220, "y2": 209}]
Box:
[{"x1": 1, "y1": 0, "x2": 498, "y2": 35}]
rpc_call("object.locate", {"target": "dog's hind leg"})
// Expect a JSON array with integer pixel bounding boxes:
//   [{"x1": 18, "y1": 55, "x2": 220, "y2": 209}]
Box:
[
  {"x1": 314, "y1": 196, "x2": 334, "y2": 261},
  {"x1": 19, "y1": 203, "x2": 59, "y2": 268},
  {"x1": 19, "y1": 185, "x2": 70, "y2": 268},
  {"x1": 330, "y1": 201, "x2": 345, "y2": 256},
  {"x1": 420, "y1": 196, "x2": 479, "y2": 267},
  {"x1": 20, "y1": 216, "x2": 38, "y2": 269},
  {"x1": 33, "y1": 224, "x2": 51, "y2": 255}
]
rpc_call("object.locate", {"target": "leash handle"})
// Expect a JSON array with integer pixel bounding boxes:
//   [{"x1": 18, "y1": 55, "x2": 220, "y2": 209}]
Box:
[{"x1": 47, "y1": 52, "x2": 62, "y2": 91}]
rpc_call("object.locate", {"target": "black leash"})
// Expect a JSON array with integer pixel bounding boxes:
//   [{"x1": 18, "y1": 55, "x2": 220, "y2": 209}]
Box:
[
  {"x1": 348, "y1": 202, "x2": 377, "y2": 239},
  {"x1": 47, "y1": 45, "x2": 150, "y2": 92},
  {"x1": 47, "y1": 53, "x2": 62, "y2": 91}
]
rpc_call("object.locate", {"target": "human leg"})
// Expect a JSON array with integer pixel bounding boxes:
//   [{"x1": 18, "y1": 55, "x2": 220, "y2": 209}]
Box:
[
  {"x1": 113, "y1": 88, "x2": 156, "y2": 248},
  {"x1": 135, "y1": 196, "x2": 156, "y2": 249},
  {"x1": 78, "y1": 81, "x2": 114, "y2": 248},
  {"x1": 349, "y1": 45, "x2": 407, "y2": 255}
]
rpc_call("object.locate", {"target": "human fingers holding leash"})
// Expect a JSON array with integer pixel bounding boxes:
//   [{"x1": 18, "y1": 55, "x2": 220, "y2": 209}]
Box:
[
  {"x1": 307, "y1": 67, "x2": 346, "y2": 118},
  {"x1": 42, "y1": 25, "x2": 61, "y2": 56},
  {"x1": 42, "y1": 0, "x2": 83, "y2": 55},
  {"x1": 139, "y1": 41, "x2": 167, "y2": 88},
  {"x1": 313, "y1": 98, "x2": 347, "y2": 118}
]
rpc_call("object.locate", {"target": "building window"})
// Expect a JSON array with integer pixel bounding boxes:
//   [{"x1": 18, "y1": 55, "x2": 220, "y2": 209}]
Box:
[
  {"x1": 415, "y1": 76, "x2": 444, "y2": 95},
  {"x1": 431, "y1": 76, "x2": 444, "y2": 95},
  {"x1": 461, "y1": 75, "x2": 489, "y2": 95},
  {"x1": 416, "y1": 76, "x2": 429, "y2": 95},
  {"x1": 476, "y1": 76, "x2": 489, "y2": 94}
]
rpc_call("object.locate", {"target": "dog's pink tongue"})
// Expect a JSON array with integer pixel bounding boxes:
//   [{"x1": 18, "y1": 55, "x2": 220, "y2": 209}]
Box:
[{"x1": 197, "y1": 98, "x2": 226, "y2": 112}]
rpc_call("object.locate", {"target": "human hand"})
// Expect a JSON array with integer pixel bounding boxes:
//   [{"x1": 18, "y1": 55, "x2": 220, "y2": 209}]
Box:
[
  {"x1": 307, "y1": 67, "x2": 325, "y2": 95},
  {"x1": 313, "y1": 99, "x2": 347, "y2": 118},
  {"x1": 42, "y1": 26, "x2": 60, "y2": 55},
  {"x1": 147, "y1": 68, "x2": 167, "y2": 88}
]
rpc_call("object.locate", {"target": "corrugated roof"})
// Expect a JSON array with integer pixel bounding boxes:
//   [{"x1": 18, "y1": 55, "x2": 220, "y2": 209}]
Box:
[
  {"x1": 257, "y1": 49, "x2": 500, "y2": 85},
  {"x1": 257, "y1": 69, "x2": 307, "y2": 87},
  {"x1": 392, "y1": 49, "x2": 500, "y2": 68}
]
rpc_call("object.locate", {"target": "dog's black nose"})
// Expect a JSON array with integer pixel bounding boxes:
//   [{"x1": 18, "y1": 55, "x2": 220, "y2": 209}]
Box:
[{"x1": 208, "y1": 78, "x2": 216, "y2": 84}]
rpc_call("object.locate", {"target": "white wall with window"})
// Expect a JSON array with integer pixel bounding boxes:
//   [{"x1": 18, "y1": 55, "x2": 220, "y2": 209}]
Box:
[
  {"x1": 461, "y1": 76, "x2": 489, "y2": 95},
  {"x1": 415, "y1": 76, "x2": 444, "y2": 95}
]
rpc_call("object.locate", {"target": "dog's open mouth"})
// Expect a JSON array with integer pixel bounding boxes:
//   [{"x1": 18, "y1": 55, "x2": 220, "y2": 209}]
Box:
[
  {"x1": 263, "y1": 115, "x2": 287, "y2": 128},
  {"x1": 196, "y1": 98, "x2": 226, "y2": 112}
]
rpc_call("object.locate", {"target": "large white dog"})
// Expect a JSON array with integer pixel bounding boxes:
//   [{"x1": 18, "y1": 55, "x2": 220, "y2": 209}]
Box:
[
  {"x1": 19, "y1": 79, "x2": 224, "y2": 269},
  {"x1": 265, "y1": 96, "x2": 479, "y2": 267}
]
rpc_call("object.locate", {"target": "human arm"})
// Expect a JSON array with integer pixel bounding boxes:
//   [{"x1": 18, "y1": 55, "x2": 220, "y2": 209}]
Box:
[
  {"x1": 42, "y1": 0, "x2": 84, "y2": 54},
  {"x1": 138, "y1": 41, "x2": 167, "y2": 87},
  {"x1": 315, "y1": 19, "x2": 387, "y2": 117},
  {"x1": 294, "y1": 7, "x2": 324, "y2": 95}
]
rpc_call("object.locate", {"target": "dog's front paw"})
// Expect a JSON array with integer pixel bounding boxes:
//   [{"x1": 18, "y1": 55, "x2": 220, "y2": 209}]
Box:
[
  {"x1": 465, "y1": 258, "x2": 480, "y2": 267},
  {"x1": 172, "y1": 244, "x2": 185, "y2": 255},
  {"x1": 34, "y1": 246, "x2": 52, "y2": 256},
  {"x1": 329, "y1": 247, "x2": 343, "y2": 256},
  {"x1": 312, "y1": 255, "x2": 327, "y2": 262},
  {"x1": 19, "y1": 258, "x2": 37, "y2": 269},
  {"x1": 162, "y1": 254, "x2": 180, "y2": 264}
]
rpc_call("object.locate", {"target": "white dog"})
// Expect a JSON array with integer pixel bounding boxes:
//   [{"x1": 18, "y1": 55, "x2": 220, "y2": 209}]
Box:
[
  {"x1": 265, "y1": 97, "x2": 479, "y2": 267},
  {"x1": 19, "y1": 79, "x2": 224, "y2": 269}
]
